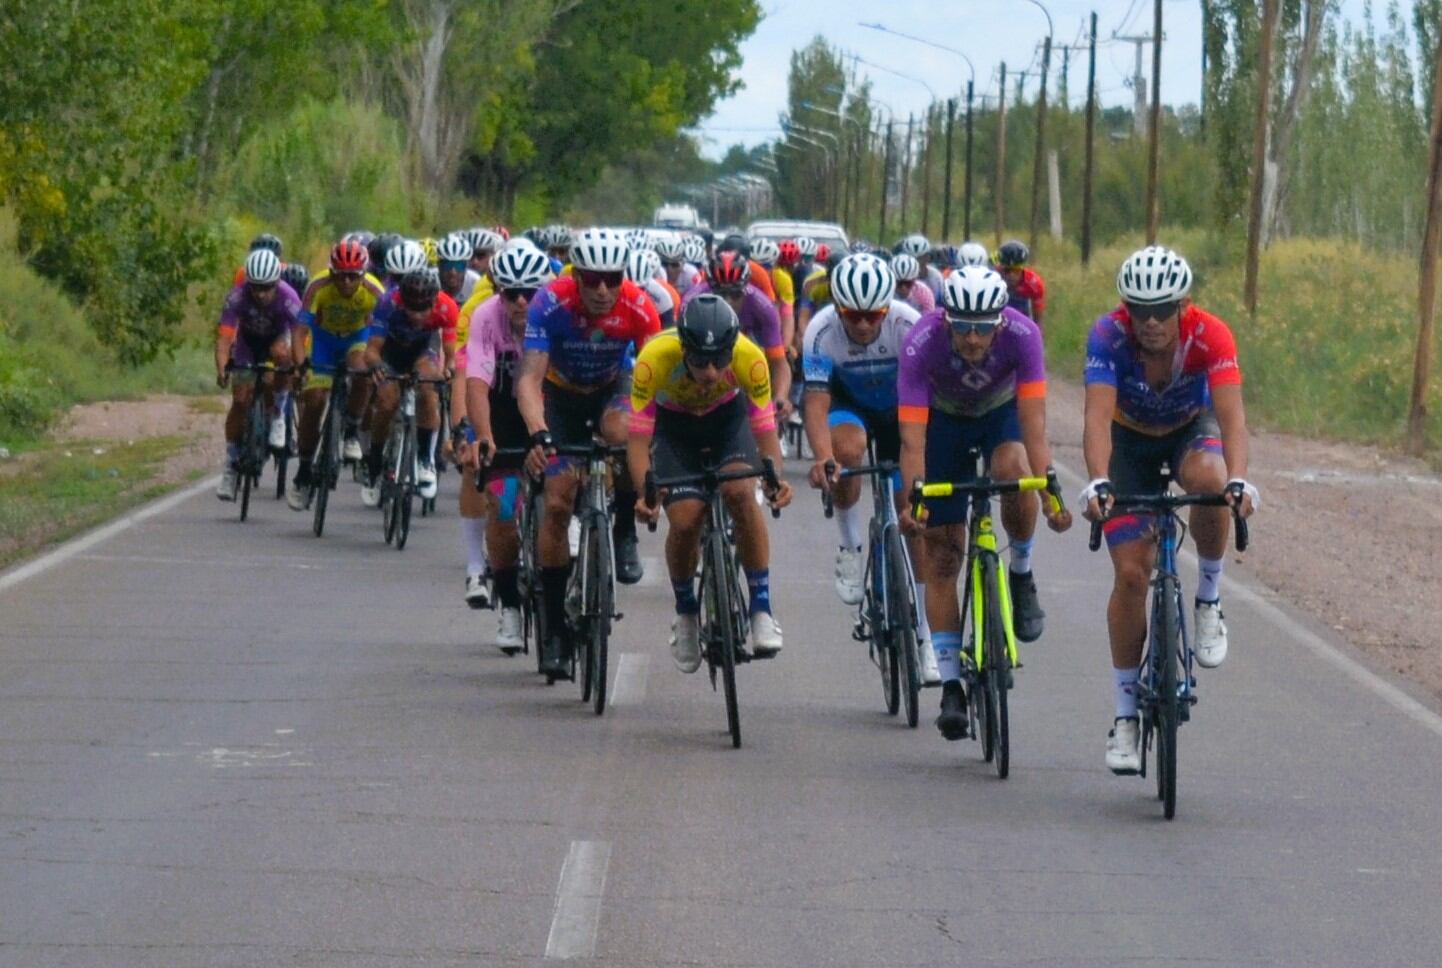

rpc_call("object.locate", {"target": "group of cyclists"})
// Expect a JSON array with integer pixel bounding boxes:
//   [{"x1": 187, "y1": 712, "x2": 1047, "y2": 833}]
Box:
[{"x1": 214, "y1": 221, "x2": 1256, "y2": 774}]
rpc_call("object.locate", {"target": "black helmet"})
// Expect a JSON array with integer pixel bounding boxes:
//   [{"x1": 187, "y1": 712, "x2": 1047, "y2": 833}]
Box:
[
  {"x1": 400, "y1": 267, "x2": 441, "y2": 311},
  {"x1": 996, "y1": 239, "x2": 1030, "y2": 267},
  {"x1": 279, "y1": 262, "x2": 309, "y2": 294},
  {"x1": 368, "y1": 233, "x2": 400, "y2": 272},
  {"x1": 824, "y1": 248, "x2": 847, "y2": 273},
  {"x1": 678, "y1": 293, "x2": 739, "y2": 357},
  {"x1": 249, "y1": 233, "x2": 283, "y2": 257},
  {"x1": 716, "y1": 232, "x2": 750, "y2": 258}
]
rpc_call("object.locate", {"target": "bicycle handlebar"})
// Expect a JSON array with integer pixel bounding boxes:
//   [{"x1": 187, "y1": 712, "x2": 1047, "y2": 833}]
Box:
[
  {"x1": 819, "y1": 459, "x2": 899, "y2": 519},
  {"x1": 472, "y1": 444, "x2": 535, "y2": 490},
  {"x1": 1086, "y1": 487, "x2": 1249, "y2": 553},
  {"x1": 225, "y1": 360, "x2": 300, "y2": 375},
  {"x1": 643, "y1": 457, "x2": 783, "y2": 532},
  {"x1": 908, "y1": 468, "x2": 1065, "y2": 522}
]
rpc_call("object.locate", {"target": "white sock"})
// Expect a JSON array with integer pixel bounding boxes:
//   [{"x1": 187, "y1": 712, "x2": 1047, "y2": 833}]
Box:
[
  {"x1": 914, "y1": 581, "x2": 932, "y2": 642},
  {"x1": 1196, "y1": 556, "x2": 1223, "y2": 603},
  {"x1": 836, "y1": 501, "x2": 865, "y2": 550},
  {"x1": 1114, "y1": 666, "x2": 1140, "y2": 719},
  {"x1": 1009, "y1": 537, "x2": 1033, "y2": 575},
  {"x1": 273, "y1": 391, "x2": 290, "y2": 419},
  {"x1": 462, "y1": 517, "x2": 488, "y2": 577}
]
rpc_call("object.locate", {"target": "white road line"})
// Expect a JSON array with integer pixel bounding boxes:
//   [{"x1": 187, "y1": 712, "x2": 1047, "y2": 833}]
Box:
[
  {"x1": 0, "y1": 475, "x2": 219, "y2": 597},
  {"x1": 1049, "y1": 459, "x2": 1442, "y2": 738},
  {"x1": 609, "y1": 653, "x2": 649, "y2": 706},
  {"x1": 544, "y1": 840, "x2": 611, "y2": 960}
]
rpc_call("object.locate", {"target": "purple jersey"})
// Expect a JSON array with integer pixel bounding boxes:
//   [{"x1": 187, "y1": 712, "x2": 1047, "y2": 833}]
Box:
[
  {"x1": 898, "y1": 307, "x2": 1047, "y2": 422},
  {"x1": 681, "y1": 281, "x2": 783, "y2": 356},
  {"x1": 217, "y1": 281, "x2": 301, "y2": 342}
]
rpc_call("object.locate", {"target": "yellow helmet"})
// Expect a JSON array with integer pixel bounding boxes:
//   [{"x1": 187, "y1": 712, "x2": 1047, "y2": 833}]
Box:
[{"x1": 420, "y1": 237, "x2": 439, "y2": 267}]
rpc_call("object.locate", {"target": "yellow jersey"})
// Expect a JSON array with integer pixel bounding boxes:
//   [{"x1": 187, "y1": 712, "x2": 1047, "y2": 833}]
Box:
[
  {"x1": 770, "y1": 265, "x2": 795, "y2": 312},
  {"x1": 457, "y1": 275, "x2": 496, "y2": 348},
  {"x1": 629, "y1": 330, "x2": 775, "y2": 435},
  {"x1": 300, "y1": 271, "x2": 385, "y2": 337}
]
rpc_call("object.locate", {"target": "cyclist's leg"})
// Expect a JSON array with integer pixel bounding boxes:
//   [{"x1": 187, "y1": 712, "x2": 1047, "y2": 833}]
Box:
[
  {"x1": 343, "y1": 341, "x2": 372, "y2": 443},
  {"x1": 414, "y1": 353, "x2": 443, "y2": 471},
  {"x1": 600, "y1": 388, "x2": 644, "y2": 582},
  {"x1": 487, "y1": 474, "x2": 526, "y2": 651},
  {"x1": 1175, "y1": 414, "x2": 1230, "y2": 664},
  {"x1": 537, "y1": 387, "x2": 588, "y2": 670},
  {"x1": 827, "y1": 412, "x2": 868, "y2": 531},
  {"x1": 459, "y1": 454, "x2": 491, "y2": 600},
  {"x1": 296, "y1": 327, "x2": 342, "y2": 483},
  {"x1": 366, "y1": 375, "x2": 400, "y2": 484},
  {"x1": 988, "y1": 402, "x2": 1045, "y2": 639},
  {"x1": 265, "y1": 333, "x2": 292, "y2": 425}
]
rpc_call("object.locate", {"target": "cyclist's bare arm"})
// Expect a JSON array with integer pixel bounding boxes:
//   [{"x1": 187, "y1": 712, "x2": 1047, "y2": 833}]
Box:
[
  {"x1": 214, "y1": 331, "x2": 235, "y2": 386},
  {"x1": 898, "y1": 421, "x2": 928, "y2": 533},
  {"x1": 627, "y1": 430, "x2": 656, "y2": 521},
  {"x1": 802, "y1": 388, "x2": 833, "y2": 463},
  {"x1": 1018, "y1": 397, "x2": 1070, "y2": 530},
  {"x1": 516, "y1": 350, "x2": 549, "y2": 435},
  {"x1": 1210, "y1": 383, "x2": 1249, "y2": 482},
  {"x1": 464, "y1": 376, "x2": 494, "y2": 457},
  {"x1": 1082, "y1": 383, "x2": 1117, "y2": 519}
]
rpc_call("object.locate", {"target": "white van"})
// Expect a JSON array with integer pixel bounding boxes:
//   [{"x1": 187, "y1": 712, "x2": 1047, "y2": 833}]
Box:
[{"x1": 745, "y1": 219, "x2": 849, "y2": 253}]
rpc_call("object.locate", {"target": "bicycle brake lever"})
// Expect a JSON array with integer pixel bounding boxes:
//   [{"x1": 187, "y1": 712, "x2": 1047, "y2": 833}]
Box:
[
  {"x1": 1088, "y1": 519, "x2": 1103, "y2": 552},
  {"x1": 1234, "y1": 512, "x2": 1249, "y2": 553}
]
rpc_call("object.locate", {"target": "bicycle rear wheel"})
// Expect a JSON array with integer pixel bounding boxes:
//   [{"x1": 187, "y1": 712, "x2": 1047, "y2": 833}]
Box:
[
  {"x1": 1155, "y1": 576, "x2": 1182, "y2": 818},
  {"x1": 705, "y1": 534, "x2": 741, "y2": 748},
  {"x1": 885, "y1": 528, "x2": 921, "y2": 729}
]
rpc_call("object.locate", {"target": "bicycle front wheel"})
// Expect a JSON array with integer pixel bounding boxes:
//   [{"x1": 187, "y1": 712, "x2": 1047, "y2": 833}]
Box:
[
  {"x1": 980, "y1": 554, "x2": 1011, "y2": 778},
  {"x1": 394, "y1": 428, "x2": 415, "y2": 551},
  {"x1": 589, "y1": 522, "x2": 613, "y2": 717},
  {"x1": 1154, "y1": 575, "x2": 1183, "y2": 818},
  {"x1": 705, "y1": 534, "x2": 741, "y2": 748},
  {"x1": 885, "y1": 528, "x2": 921, "y2": 729}
]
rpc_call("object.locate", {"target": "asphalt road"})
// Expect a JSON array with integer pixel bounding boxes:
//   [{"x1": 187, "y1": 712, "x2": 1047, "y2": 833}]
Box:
[{"x1": 2, "y1": 455, "x2": 1442, "y2": 967}]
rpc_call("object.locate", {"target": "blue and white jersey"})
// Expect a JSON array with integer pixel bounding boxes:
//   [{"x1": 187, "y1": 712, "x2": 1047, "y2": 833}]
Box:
[{"x1": 802, "y1": 300, "x2": 920, "y2": 414}]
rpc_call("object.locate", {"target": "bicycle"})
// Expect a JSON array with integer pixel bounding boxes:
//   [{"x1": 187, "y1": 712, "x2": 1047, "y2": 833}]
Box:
[
  {"x1": 475, "y1": 445, "x2": 536, "y2": 661},
  {"x1": 375, "y1": 372, "x2": 448, "y2": 551},
  {"x1": 545, "y1": 436, "x2": 628, "y2": 713},
  {"x1": 911, "y1": 455, "x2": 1064, "y2": 779},
  {"x1": 645, "y1": 454, "x2": 782, "y2": 748},
  {"x1": 225, "y1": 360, "x2": 295, "y2": 523},
  {"x1": 820, "y1": 444, "x2": 925, "y2": 728},
  {"x1": 422, "y1": 379, "x2": 452, "y2": 518},
  {"x1": 307, "y1": 366, "x2": 367, "y2": 538},
  {"x1": 1087, "y1": 474, "x2": 1249, "y2": 819},
  {"x1": 272, "y1": 392, "x2": 297, "y2": 502}
]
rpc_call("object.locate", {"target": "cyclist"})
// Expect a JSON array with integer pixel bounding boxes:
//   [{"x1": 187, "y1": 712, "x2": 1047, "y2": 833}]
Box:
[
  {"x1": 437, "y1": 232, "x2": 482, "y2": 305},
  {"x1": 890, "y1": 253, "x2": 935, "y2": 314},
  {"x1": 714, "y1": 233, "x2": 776, "y2": 302},
  {"x1": 957, "y1": 241, "x2": 990, "y2": 268},
  {"x1": 898, "y1": 266, "x2": 1071, "y2": 740},
  {"x1": 800, "y1": 255, "x2": 935, "y2": 674},
  {"x1": 896, "y1": 233, "x2": 944, "y2": 298},
  {"x1": 360, "y1": 268, "x2": 458, "y2": 507},
  {"x1": 214, "y1": 249, "x2": 302, "y2": 500},
  {"x1": 286, "y1": 238, "x2": 386, "y2": 509},
  {"x1": 232, "y1": 233, "x2": 283, "y2": 286},
  {"x1": 517, "y1": 227, "x2": 661, "y2": 679},
  {"x1": 625, "y1": 248, "x2": 677, "y2": 327},
  {"x1": 467, "y1": 227, "x2": 504, "y2": 276},
  {"x1": 460, "y1": 245, "x2": 553, "y2": 646},
  {"x1": 681, "y1": 252, "x2": 792, "y2": 418},
  {"x1": 750, "y1": 237, "x2": 794, "y2": 341},
  {"x1": 656, "y1": 235, "x2": 696, "y2": 296},
  {"x1": 1079, "y1": 245, "x2": 1256, "y2": 774},
  {"x1": 280, "y1": 262, "x2": 310, "y2": 298},
  {"x1": 541, "y1": 224, "x2": 572, "y2": 271},
  {"x1": 994, "y1": 239, "x2": 1046, "y2": 327},
  {"x1": 629, "y1": 295, "x2": 793, "y2": 670},
  {"x1": 383, "y1": 239, "x2": 429, "y2": 291}
]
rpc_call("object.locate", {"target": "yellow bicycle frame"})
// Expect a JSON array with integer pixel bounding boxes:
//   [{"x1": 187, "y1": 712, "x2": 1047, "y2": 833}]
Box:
[{"x1": 917, "y1": 477, "x2": 1061, "y2": 668}]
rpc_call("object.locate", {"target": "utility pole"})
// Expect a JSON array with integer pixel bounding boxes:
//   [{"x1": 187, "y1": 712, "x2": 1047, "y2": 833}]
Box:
[
  {"x1": 880, "y1": 119, "x2": 894, "y2": 244},
  {"x1": 942, "y1": 97, "x2": 956, "y2": 239},
  {"x1": 1029, "y1": 35, "x2": 1052, "y2": 251},
  {"x1": 1244, "y1": 0, "x2": 1279, "y2": 315},
  {"x1": 1116, "y1": 33, "x2": 1152, "y2": 136},
  {"x1": 1145, "y1": 0, "x2": 1164, "y2": 242},
  {"x1": 1200, "y1": 0, "x2": 1210, "y2": 135},
  {"x1": 964, "y1": 80, "x2": 975, "y2": 239},
  {"x1": 921, "y1": 104, "x2": 934, "y2": 236},
  {"x1": 1082, "y1": 12, "x2": 1098, "y2": 265},
  {"x1": 995, "y1": 62, "x2": 1008, "y2": 244},
  {"x1": 900, "y1": 112, "x2": 915, "y2": 233},
  {"x1": 1406, "y1": 20, "x2": 1442, "y2": 453}
]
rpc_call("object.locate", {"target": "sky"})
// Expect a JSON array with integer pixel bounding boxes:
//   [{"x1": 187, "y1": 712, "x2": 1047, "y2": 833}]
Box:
[{"x1": 694, "y1": 0, "x2": 1421, "y2": 159}]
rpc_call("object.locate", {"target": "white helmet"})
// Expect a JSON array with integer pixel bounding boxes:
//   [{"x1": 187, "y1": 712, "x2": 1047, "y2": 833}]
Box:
[
  {"x1": 655, "y1": 235, "x2": 686, "y2": 262},
  {"x1": 942, "y1": 266, "x2": 1010, "y2": 319},
  {"x1": 244, "y1": 249, "x2": 283, "y2": 285},
  {"x1": 539, "y1": 224, "x2": 572, "y2": 250},
  {"x1": 569, "y1": 227, "x2": 629, "y2": 272},
  {"x1": 502, "y1": 236, "x2": 542, "y2": 255},
  {"x1": 467, "y1": 227, "x2": 504, "y2": 255},
  {"x1": 385, "y1": 240, "x2": 428, "y2": 276},
  {"x1": 890, "y1": 252, "x2": 922, "y2": 282},
  {"x1": 622, "y1": 228, "x2": 652, "y2": 251},
  {"x1": 624, "y1": 248, "x2": 663, "y2": 285},
  {"x1": 830, "y1": 254, "x2": 895, "y2": 312},
  {"x1": 436, "y1": 232, "x2": 473, "y2": 263},
  {"x1": 491, "y1": 246, "x2": 553, "y2": 289},
  {"x1": 897, "y1": 233, "x2": 930, "y2": 257},
  {"x1": 750, "y1": 238, "x2": 780, "y2": 267},
  {"x1": 958, "y1": 241, "x2": 990, "y2": 267},
  {"x1": 1117, "y1": 245, "x2": 1192, "y2": 304},
  {"x1": 682, "y1": 235, "x2": 707, "y2": 265},
  {"x1": 794, "y1": 236, "x2": 817, "y2": 258}
]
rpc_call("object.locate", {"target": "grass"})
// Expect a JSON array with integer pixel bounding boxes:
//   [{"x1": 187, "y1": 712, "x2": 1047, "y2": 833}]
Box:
[
  {"x1": 0, "y1": 435, "x2": 194, "y2": 570},
  {"x1": 1041, "y1": 228, "x2": 1442, "y2": 452}
]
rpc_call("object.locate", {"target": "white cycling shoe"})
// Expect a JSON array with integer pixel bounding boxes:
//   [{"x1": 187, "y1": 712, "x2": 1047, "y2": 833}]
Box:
[
  {"x1": 268, "y1": 415, "x2": 287, "y2": 450},
  {"x1": 496, "y1": 608, "x2": 524, "y2": 655},
  {"x1": 1106, "y1": 717, "x2": 1141, "y2": 775},
  {"x1": 751, "y1": 611, "x2": 783, "y2": 656},
  {"x1": 1194, "y1": 600, "x2": 1228, "y2": 668},
  {"x1": 285, "y1": 477, "x2": 307, "y2": 511},
  {"x1": 920, "y1": 640, "x2": 942, "y2": 685},
  {"x1": 670, "y1": 613, "x2": 702, "y2": 673},
  {"x1": 342, "y1": 436, "x2": 363, "y2": 463},
  {"x1": 417, "y1": 463, "x2": 438, "y2": 499},
  {"x1": 834, "y1": 548, "x2": 864, "y2": 605},
  {"x1": 217, "y1": 461, "x2": 239, "y2": 501}
]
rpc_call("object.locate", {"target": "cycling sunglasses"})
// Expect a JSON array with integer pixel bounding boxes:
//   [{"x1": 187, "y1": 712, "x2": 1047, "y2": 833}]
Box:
[
  {"x1": 246, "y1": 281, "x2": 277, "y2": 294},
  {"x1": 577, "y1": 269, "x2": 623, "y2": 289},
  {"x1": 661, "y1": 259, "x2": 683, "y2": 269},
  {"x1": 947, "y1": 315, "x2": 1001, "y2": 335},
  {"x1": 713, "y1": 284, "x2": 746, "y2": 299},
  {"x1": 502, "y1": 287, "x2": 539, "y2": 303},
  {"x1": 333, "y1": 271, "x2": 363, "y2": 283},
  {"x1": 840, "y1": 307, "x2": 887, "y2": 324},
  {"x1": 439, "y1": 260, "x2": 468, "y2": 272},
  {"x1": 1125, "y1": 300, "x2": 1181, "y2": 323},
  {"x1": 684, "y1": 349, "x2": 731, "y2": 370}
]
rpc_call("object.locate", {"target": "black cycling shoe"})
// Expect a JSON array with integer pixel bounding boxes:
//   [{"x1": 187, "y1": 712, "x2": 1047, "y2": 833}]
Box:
[
  {"x1": 934, "y1": 680, "x2": 969, "y2": 741},
  {"x1": 541, "y1": 633, "x2": 572, "y2": 682},
  {"x1": 1009, "y1": 569, "x2": 1045, "y2": 643},
  {"x1": 615, "y1": 534, "x2": 644, "y2": 585}
]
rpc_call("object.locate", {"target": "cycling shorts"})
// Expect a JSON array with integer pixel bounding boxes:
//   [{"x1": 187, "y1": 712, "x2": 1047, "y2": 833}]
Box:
[
  {"x1": 921, "y1": 399, "x2": 1022, "y2": 527},
  {"x1": 543, "y1": 380, "x2": 630, "y2": 477},
  {"x1": 828, "y1": 405, "x2": 900, "y2": 464},
  {"x1": 380, "y1": 337, "x2": 438, "y2": 377},
  {"x1": 1104, "y1": 412, "x2": 1223, "y2": 547},
  {"x1": 308, "y1": 325, "x2": 370, "y2": 389},
  {"x1": 229, "y1": 328, "x2": 291, "y2": 382},
  {"x1": 652, "y1": 396, "x2": 760, "y2": 506}
]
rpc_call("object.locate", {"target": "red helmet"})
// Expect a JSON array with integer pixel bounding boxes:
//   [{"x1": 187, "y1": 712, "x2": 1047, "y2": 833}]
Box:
[
  {"x1": 490, "y1": 224, "x2": 511, "y2": 241},
  {"x1": 330, "y1": 239, "x2": 369, "y2": 273},
  {"x1": 708, "y1": 251, "x2": 751, "y2": 289},
  {"x1": 778, "y1": 239, "x2": 800, "y2": 266},
  {"x1": 815, "y1": 243, "x2": 831, "y2": 263}
]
